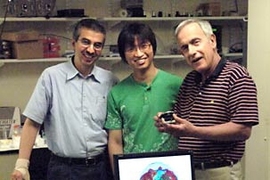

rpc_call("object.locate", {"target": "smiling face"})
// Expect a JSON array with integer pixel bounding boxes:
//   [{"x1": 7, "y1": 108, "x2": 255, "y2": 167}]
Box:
[
  {"x1": 124, "y1": 36, "x2": 155, "y2": 72},
  {"x1": 177, "y1": 22, "x2": 220, "y2": 78},
  {"x1": 72, "y1": 27, "x2": 105, "y2": 75}
]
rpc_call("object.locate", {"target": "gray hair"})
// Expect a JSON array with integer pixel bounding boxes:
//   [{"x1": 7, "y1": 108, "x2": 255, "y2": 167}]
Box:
[{"x1": 174, "y1": 19, "x2": 213, "y2": 38}]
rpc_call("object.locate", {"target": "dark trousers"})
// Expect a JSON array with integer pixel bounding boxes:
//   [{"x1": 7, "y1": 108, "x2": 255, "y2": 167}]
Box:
[{"x1": 47, "y1": 154, "x2": 114, "y2": 180}]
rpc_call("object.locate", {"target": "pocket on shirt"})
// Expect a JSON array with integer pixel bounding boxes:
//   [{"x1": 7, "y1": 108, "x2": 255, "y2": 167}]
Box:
[{"x1": 92, "y1": 96, "x2": 107, "y2": 125}]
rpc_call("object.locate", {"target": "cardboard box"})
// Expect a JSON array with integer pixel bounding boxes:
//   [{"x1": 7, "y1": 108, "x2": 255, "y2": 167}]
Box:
[
  {"x1": 1, "y1": 30, "x2": 40, "y2": 42},
  {"x1": 1, "y1": 30, "x2": 43, "y2": 59},
  {"x1": 12, "y1": 40, "x2": 43, "y2": 59},
  {"x1": 196, "y1": 2, "x2": 221, "y2": 16},
  {"x1": 207, "y1": 2, "x2": 221, "y2": 16}
]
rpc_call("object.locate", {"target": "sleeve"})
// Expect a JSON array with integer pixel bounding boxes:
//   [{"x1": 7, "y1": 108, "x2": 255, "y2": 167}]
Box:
[
  {"x1": 228, "y1": 74, "x2": 259, "y2": 126},
  {"x1": 104, "y1": 91, "x2": 123, "y2": 130},
  {"x1": 23, "y1": 70, "x2": 51, "y2": 124}
]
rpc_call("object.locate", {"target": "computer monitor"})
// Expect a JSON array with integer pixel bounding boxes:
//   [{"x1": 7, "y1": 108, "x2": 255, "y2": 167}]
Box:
[{"x1": 113, "y1": 150, "x2": 195, "y2": 180}]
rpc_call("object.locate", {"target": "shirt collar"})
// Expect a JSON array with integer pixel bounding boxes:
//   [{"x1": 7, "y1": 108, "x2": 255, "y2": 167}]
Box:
[
  {"x1": 66, "y1": 56, "x2": 100, "y2": 83},
  {"x1": 195, "y1": 57, "x2": 227, "y2": 84}
]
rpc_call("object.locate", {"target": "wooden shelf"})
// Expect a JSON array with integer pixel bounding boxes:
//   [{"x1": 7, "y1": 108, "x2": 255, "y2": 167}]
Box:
[
  {"x1": 0, "y1": 17, "x2": 84, "y2": 22},
  {"x1": 0, "y1": 57, "x2": 68, "y2": 63},
  {"x1": 0, "y1": 53, "x2": 242, "y2": 65},
  {"x1": 100, "y1": 16, "x2": 246, "y2": 22},
  {"x1": 0, "y1": 16, "x2": 247, "y2": 23}
]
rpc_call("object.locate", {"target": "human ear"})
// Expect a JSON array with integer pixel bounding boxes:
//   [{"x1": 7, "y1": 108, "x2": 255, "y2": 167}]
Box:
[
  {"x1": 72, "y1": 39, "x2": 77, "y2": 46},
  {"x1": 209, "y1": 34, "x2": 217, "y2": 49}
]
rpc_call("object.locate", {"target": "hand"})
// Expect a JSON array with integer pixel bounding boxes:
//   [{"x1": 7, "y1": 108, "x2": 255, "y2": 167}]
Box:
[
  {"x1": 155, "y1": 112, "x2": 253, "y2": 141},
  {"x1": 154, "y1": 112, "x2": 167, "y2": 131},
  {"x1": 11, "y1": 159, "x2": 30, "y2": 180},
  {"x1": 154, "y1": 112, "x2": 195, "y2": 137},
  {"x1": 11, "y1": 169, "x2": 24, "y2": 180}
]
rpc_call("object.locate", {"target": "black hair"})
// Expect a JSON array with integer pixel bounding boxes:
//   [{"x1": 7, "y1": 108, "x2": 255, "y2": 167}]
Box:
[
  {"x1": 117, "y1": 23, "x2": 157, "y2": 63},
  {"x1": 72, "y1": 18, "x2": 106, "y2": 42}
]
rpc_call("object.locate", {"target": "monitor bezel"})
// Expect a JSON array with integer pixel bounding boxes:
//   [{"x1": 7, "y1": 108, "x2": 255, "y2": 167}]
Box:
[{"x1": 113, "y1": 150, "x2": 195, "y2": 180}]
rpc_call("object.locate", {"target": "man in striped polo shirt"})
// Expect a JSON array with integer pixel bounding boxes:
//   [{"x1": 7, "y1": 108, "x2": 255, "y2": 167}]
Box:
[{"x1": 154, "y1": 19, "x2": 258, "y2": 180}]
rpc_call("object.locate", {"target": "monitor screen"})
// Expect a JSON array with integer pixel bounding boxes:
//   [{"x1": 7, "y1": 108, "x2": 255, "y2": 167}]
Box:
[{"x1": 113, "y1": 150, "x2": 195, "y2": 180}]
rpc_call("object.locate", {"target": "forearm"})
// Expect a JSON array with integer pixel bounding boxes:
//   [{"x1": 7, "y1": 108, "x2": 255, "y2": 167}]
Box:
[
  {"x1": 108, "y1": 140, "x2": 123, "y2": 174},
  {"x1": 108, "y1": 130, "x2": 123, "y2": 174},
  {"x1": 164, "y1": 114, "x2": 254, "y2": 142},
  {"x1": 192, "y1": 122, "x2": 252, "y2": 141},
  {"x1": 18, "y1": 118, "x2": 40, "y2": 159},
  {"x1": 11, "y1": 119, "x2": 40, "y2": 180}
]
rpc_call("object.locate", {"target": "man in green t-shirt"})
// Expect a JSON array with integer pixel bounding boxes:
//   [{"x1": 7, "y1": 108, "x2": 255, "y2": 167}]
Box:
[{"x1": 104, "y1": 22, "x2": 183, "y2": 173}]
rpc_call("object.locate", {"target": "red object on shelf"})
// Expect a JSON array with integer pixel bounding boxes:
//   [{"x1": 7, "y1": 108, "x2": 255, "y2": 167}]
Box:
[{"x1": 42, "y1": 36, "x2": 61, "y2": 58}]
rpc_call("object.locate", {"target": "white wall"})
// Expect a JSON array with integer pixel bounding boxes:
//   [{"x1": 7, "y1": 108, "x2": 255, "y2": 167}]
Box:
[{"x1": 245, "y1": 0, "x2": 270, "y2": 179}]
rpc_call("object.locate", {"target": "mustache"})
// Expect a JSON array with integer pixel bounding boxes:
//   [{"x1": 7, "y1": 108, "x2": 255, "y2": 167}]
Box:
[{"x1": 82, "y1": 49, "x2": 95, "y2": 58}]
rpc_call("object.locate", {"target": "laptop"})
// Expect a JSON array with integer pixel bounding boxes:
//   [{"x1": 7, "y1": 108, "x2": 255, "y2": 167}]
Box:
[{"x1": 113, "y1": 150, "x2": 195, "y2": 180}]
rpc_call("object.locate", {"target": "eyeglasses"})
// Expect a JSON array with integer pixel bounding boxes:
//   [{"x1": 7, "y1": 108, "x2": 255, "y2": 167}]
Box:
[
  {"x1": 125, "y1": 43, "x2": 151, "y2": 54},
  {"x1": 78, "y1": 38, "x2": 103, "y2": 50}
]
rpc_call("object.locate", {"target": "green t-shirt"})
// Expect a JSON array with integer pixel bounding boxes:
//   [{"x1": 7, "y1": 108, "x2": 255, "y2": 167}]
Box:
[{"x1": 105, "y1": 70, "x2": 183, "y2": 153}]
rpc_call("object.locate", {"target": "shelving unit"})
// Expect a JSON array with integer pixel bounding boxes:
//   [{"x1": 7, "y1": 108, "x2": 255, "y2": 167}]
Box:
[
  {"x1": 0, "y1": 16, "x2": 246, "y2": 66},
  {"x1": 0, "y1": 15, "x2": 247, "y2": 22},
  {"x1": 100, "y1": 16, "x2": 246, "y2": 22},
  {"x1": 0, "y1": 53, "x2": 243, "y2": 64},
  {"x1": 0, "y1": 17, "x2": 82, "y2": 22},
  {"x1": 0, "y1": 0, "x2": 248, "y2": 69}
]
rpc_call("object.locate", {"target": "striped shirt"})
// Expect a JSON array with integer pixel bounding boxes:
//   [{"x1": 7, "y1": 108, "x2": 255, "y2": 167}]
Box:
[{"x1": 174, "y1": 58, "x2": 259, "y2": 163}]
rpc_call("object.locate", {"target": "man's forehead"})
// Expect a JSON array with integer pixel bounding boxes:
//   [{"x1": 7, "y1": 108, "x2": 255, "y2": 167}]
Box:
[{"x1": 178, "y1": 24, "x2": 205, "y2": 41}]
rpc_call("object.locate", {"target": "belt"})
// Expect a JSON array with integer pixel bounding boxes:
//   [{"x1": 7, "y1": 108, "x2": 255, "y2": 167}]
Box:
[
  {"x1": 194, "y1": 160, "x2": 238, "y2": 170},
  {"x1": 51, "y1": 153, "x2": 104, "y2": 166}
]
